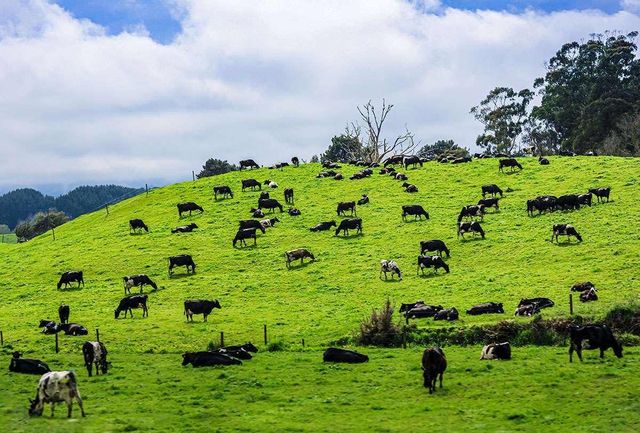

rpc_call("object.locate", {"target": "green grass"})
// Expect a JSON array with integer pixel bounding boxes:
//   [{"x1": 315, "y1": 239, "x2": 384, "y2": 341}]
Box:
[
  {"x1": 1, "y1": 157, "x2": 639, "y2": 431},
  {"x1": 0, "y1": 233, "x2": 17, "y2": 244}
]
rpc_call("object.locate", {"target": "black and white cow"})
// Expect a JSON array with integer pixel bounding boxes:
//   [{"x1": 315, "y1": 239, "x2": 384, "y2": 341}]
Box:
[
  {"x1": 577, "y1": 193, "x2": 592, "y2": 207},
  {"x1": 588, "y1": 187, "x2": 611, "y2": 203},
  {"x1": 182, "y1": 351, "x2": 242, "y2": 367},
  {"x1": 420, "y1": 240, "x2": 450, "y2": 257},
  {"x1": 539, "y1": 156, "x2": 550, "y2": 165},
  {"x1": 457, "y1": 205, "x2": 485, "y2": 222},
  {"x1": 129, "y1": 219, "x2": 148, "y2": 233},
  {"x1": 402, "y1": 205, "x2": 429, "y2": 221},
  {"x1": 288, "y1": 207, "x2": 301, "y2": 216},
  {"x1": 82, "y1": 341, "x2": 108, "y2": 376},
  {"x1": 39, "y1": 320, "x2": 60, "y2": 335},
  {"x1": 28, "y1": 371, "x2": 85, "y2": 418},
  {"x1": 284, "y1": 188, "x2": 294, "y2": 204},
  {"x1": 551, "y1": 224, "x2": 582, "y2": 243},
  {"x1": 580, "y1": 288, "x2": 598, "y2": 302},
  {"x1": 260, "y1": 217, "x2": 280, "y2": 229},
  {"x1": 433, "y1": 307, "x2": 459, "y2": 321},
  {"x1": 213, "y1": 186, "x2": 233, "y2": 200},
  {"x1": 57, "y1": 271, "x2": 84, "y2": 290},
  {"x1": 481, "y1": 184, "x2": 503, "y2": 197},
  {"x1": 310, "y1": 221, "x2": 337, "y2": 232},
  {"x1": 291, "y1": 156, "x2": 300, "y2": 167},
  {"x1": 569, "y1": 325, "x2": 622, "y2": 362},
  {"x1": 404, "y1": 304, "x2": 443, "y2": 322},
  {"x1": 285, "y1": 249, "x2": 315, "y2": 268},
  {"x1": 556, "y1": 194, "x2": 581, "y2": 210},
  {"x1": 357, "y1": 194, "x2": 369, "y2": 205},
  {"x1": 335, "y1": 218, "x2": 362, "y2": 236},
  {"x1": 239, "y1": 159, "x2": 260, "y2": 170},
  {"x1": 480, "y1": 342, "x2": 512, "y2": 360},
  {"x1": 417, "y1": 255, "x2": 450, "y2": 274},
  {"x1": 59, "y1": 323, "x2": 89, "y2": 336},
  {"x1": 337, "y1": 201, "x2": 356, "y2": 216},
  {"x1": 58, "y1": 303, "x2": 70, "y2": 324},
  {"x1": 380, "y1": 260, "x2": 402, "y2": 280},
  {"x1": 184, "y1": 299, "x2": 221, "y2": 322},
  {"x1": 239, "y1": 219, "x2": 267, "y2": 232},
  {"x1": 402, "y1": 182, "x2": 418, "y2": 193},
  {"x1": 114, "y1": 294, "x2": 148, "y2": 319},
  {"x1": 323, "y1": 348, "x2": 368, "y2": 363},
  {"x1": 168, "y1": 254, "x2": 196, "y2": 275},
  {"x1": 466, "y1": 302, "x2": 504, "y2": 315},
  {"x1": 242, "y1": 179, "x2": 262, "y2": 191},
  {"x1": 123, "y1": 274, "x2": 158, "y2": 294},
  {"x1": 172, "y1": 223, "x2": 198, "y2": 233},
  {"x1": 457, "y1": 221, "x2": 485, "y2": 239},
  {"x1": 9, "y1": 352, "x2": 50, "y2": 375},
  {"x1": 177, "y1": 202, "x2": 204, "y2": 217}
]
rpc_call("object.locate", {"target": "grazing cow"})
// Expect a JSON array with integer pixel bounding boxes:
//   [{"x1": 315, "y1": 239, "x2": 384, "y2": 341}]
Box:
[
  {"x1": 527, "y1": 195, "x2": 558, "y2": 216},
  {"x1": 499, "y1": 158, "x2": 523, "y2": 172},
  {"x1": 405, "y1": 305, "x2": 443, "y2": 322},
  {"x1": 28, "y1": 371, "x2": 85, "y2": 418},
  {"x1": 383, "y1": 155, "x2": 406, "y2": 167},
  {"x1": 337, "y1": 201, "x2": 356, "y2": 216},
  {"x1": 480, "y1": 342, "x2": 512, "y2": 360},
  {"x1": 239, "y1": 219, "x2": 266, "y2": 232},
  {"x1": 380, "y1": 260, "x2": 402, "y2": 280},
  {"x1": 82, "y1": 341, "x2": 108, "y2": 377},
  {"x1": 478, "y1": 197, "x2": 500, "y2": 211},
  {"x1": 402, "y1": 182, "x2": 418, "y2": 193},
  {"x1": 291, "y1": 156, "x2": 299, "y2": 167},
  {"x1": 417, "y1": 255, "x2": 450, "y2": 274},
  {"x1": 260, "y1": 217, "x2": 280, "y2": 229},
  {"x1": 539, "y1": 156, "x2": 550, "y2": 165},
  {"x1": 284, "y1": 188, "x2": 294, "y2": 204},
  {"x1": 172, "y1": 223, "x2": 198, "y2": 233},
  {"x1": 556, "y1": 194, "x2": 581, "y2": 210},
  {"x1": 402, "y1": 205, "x2": 429, "y2": 221},
  {"x1": 239, "y1": 159, "x2": 259, "y2": 170},
  {"x1": 323, "y1": 348, "x2": 368, "y2": 363},
  {"x1": 335, "y1": 218, "x2": 362, "y2": 236},
  {"x1": 288, "y1": 207, "x2": 301, "y2": 216},
  {"x1": 129, "y1": 219, "x2": 148, "y2": 233},
  {"x1": 59, "y1": 323, "x2": 88, "y2": 336},
  {"x1": 123, "y1": 274, "x2": 158, "y2": 294},
  {"x1": 457, "y1": 205, "x2": 485, "y2": 222},
  {"x1": 357, "y1": 194, "x2": 369, "y2": 205},
  {"x1": 569, "y1": 325, "x2": 622, "y2": 362},
  {"x1": 589, "y1": 187, "x2": 611, "y2": 203},
  {"x1": 9, "y1": 352, "x2": 50, "y2": 375},
  {"x1": 184, "y1": 299, "x2": 221, "y2": 322},
  {"x1": 169, "y1": 254, "x2": 196, "y2": 275},
  {"x1": 403, "y1": 155, "x2": 423, "y2": 170},
  {"x1": 251, "y1": 208, "x2": 265, "y2": 218},
  {"x1": 466, "y1": 302, "x2": 504, "y2": 315},
  {"x1": 420, "y1": 240, "x2": 450, "y2": 257},
  {"x1": 310, "y1": 221, "x2": 337, "y2": 232},
  {"x1": 177, "y1": 202, "x2": 204, "y2": 217},
  {"x1": 481, "y1": 184, "x2": 503, "y2": 197},
  {"x1": 577, "y1": 193, "x2": 592, "y2": 207},
  {"x1": 571, "y1": 281, "x2": 595, "y2": 292},
  {"x1": 258, "y1": 198, "x2": 283, "y2": 213},
  {"x1": 213, "y1": 186, "x2": 233, "y2": 200},
  {"x1": 182, "y1": 351, "x2": 242, "y2": 367},
  {"x1": 421, "y1": 347, "x2": 446, "y2": 393},
  {"x1": 58, "y1": 303, "x2": 70, "y2": 324},
  {"x1": 457, "y1": 221, "x2": 485, "y2": 239},
  {"x1": 233, "y1": 228, "x2": 259, "y2": 247},
  {"x1": 551, "y1": 224, "x2": 582, "y2": 243},
  {"x1": 433, "y1": 307, "x2": 459, "y2": 321},
  {"x1": 580, "y1": 288, "x2": 598, "y2": 302},
  {"x1": 114, "y1": 294, "x2": 148, "y2": 319},
  {"x1": 285, "y1": 249, "x2": 315, "y2": 268},
  {"x1": 259, "y1": 191, "x2": 270, "y2": 200},
  {"x1": 57, "y1": 271, "x2": 84, "y2": 290},
  {"x1": 242, "y1": 179, "x2": 262, "y2": 191}
]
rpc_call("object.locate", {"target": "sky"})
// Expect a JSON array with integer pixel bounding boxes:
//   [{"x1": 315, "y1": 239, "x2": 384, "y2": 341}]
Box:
[{"x1": 1, "y1": 0, "x2": 639, "y2": 195}]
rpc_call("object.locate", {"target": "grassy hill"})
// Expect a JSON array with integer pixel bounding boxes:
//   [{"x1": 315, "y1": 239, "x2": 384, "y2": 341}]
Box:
[{"x1": 1, "y1": 157, "x2": 639, "y2": 432}]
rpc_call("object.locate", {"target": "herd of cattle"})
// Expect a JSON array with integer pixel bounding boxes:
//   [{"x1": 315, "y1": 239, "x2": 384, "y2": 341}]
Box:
[{"x1": 9, "y1": 155, "x2": 624, "y2": 417}]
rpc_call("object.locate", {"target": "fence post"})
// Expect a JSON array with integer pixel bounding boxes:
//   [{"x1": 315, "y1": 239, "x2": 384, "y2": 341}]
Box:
[
  {"x1": 105, "y1": 204, "x2": 109, "y2": 215},
  {"x1": 301, "y1": 338, "x2": 305, "y2": 348},
  {"x1": 263, "y1": 324, "x2": 268, "y2": 345},
  {"x1": 192, "y1": 171, "x2": 195, "y2": 182},
  {"x1": 220, "y1": 331, "x2": 224, "y2": 347},
  {"x1": 145, "y1": 184, "x2": 149, "y2": 196},
  {"x1": 96, "y1": 328, "x2": 100, "y2": 342},
  {"x1": 0, "y1": 330, "x2": 3, "y2": 346},
  {"x1": 51, "y1": 227, "x2": 56, "y2": 241},
  {"x1": 569, "y1": 293, "x2": 574, "y2": 315},
  {"x1": 402, "y1": 326, "x2": 407, "y2": 349},
  {"x1": 55, "y1": 333, "x2": 59, "y2": 354}
]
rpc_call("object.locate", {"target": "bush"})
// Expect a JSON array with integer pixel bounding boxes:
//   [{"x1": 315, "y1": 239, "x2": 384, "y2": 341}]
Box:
[
  {"x1": 14, "y1": 209, "x2": 69, "y2": 241},
  {"x1": 357, "y1": 299, "x2": 403, "y2": 347},
  {"x1": 267, "y1": 341, "x2": 287, "y2": 352}
]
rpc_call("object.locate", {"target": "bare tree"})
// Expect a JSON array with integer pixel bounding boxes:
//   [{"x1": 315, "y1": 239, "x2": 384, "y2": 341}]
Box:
[{"x1": 357, "y1": 99, "x2": 419, "y2": 163}]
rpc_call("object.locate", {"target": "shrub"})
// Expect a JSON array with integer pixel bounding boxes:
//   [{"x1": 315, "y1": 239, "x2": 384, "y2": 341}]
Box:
[{"x1": 357, "y1": 299, "x2": 402, "y2": 347}]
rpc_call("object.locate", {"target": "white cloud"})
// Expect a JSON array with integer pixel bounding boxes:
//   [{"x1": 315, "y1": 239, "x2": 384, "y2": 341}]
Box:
[
  {"x1": 1, "y1": 0, "x2": 639, "y2": 191},
  {"x1": 621, "y1": 0, "x2": 640, "y2": 14}
]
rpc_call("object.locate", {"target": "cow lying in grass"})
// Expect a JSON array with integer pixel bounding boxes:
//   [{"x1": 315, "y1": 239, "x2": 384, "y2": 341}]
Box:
[
  {"x1": 9, "y1": 352, "x2": 50, "y2": 375},
  {"x1": 323, "y1": 348, "x2": 368, "y2": 363},
  {"x1": 172, "y1": 223, "x2": 198, "y2": 233},
  {"x1": 182, "y1": 351, "x2": 242, "y2": 367},
  {"x1": 514, "y1": 298, "x2": 554, "y2": 316},
  {"x1": 481, "y1": 342, "x2": 511, "y2": 360},
  {"x1": 310, "y1": 221, "x2": 336, "y2": 232},
  {"x1": 433, "y1": 307, "x2": 458, "y2": 321},
  {"x1": 466, "y1": 302, "x2": 504, "y2": 315}
]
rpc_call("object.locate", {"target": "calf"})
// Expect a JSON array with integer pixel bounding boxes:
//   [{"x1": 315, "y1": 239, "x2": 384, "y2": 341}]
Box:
[
  {"x1": 284, "y1": 188, "x2": 294, "y2": 204},
  {"x1": 480, "y1": 342, "x2": 512, "y2": 360},
  {"x1": 310, "y1": 221, "x2": 336, "y2": 232},
  {"x1": 115, "y1": 294, "x2": 149, "y2": 319},
  {"x1": 337, "y1": 201, "x2": 356, "y2": 216},
  {"x1": 551, "y1": 224, "x2": 582, "y2": 243},
  {"x1": 478, "y1": 197, "x2": 500, "y2": 211},
  {"x1": 466, "y1": 302, "x2": 504, "y2": 315},
  {"x1": 28, "y1": 371, "x2": 85, "y2": 418},
  {"x1": 285, "y1": 248, "x2": 315, "y2": 269},
  {"x1": 233, "y1": 228, "x2": 259, "y2": 247},
  {"x1": 82, "y1": 341, "x2": 108, "y2": 377},
  {"x1": 260, "y1": 217, "x2": 280, "y2": 229},
  {"x1": 417, "y1": 255, "x2": 450, "y2": 274},
  {"x1": 481, "y1": 184, "x2": 503, "y2": 197},
  {"x1": 457, "y1": 221, "x2": 485, "y2": 239},
  {"x1": 242, "y1": 179, "x2": 262, "y2": 191},
  {"x1": 402, "y1": 205, "x2": 429, "y2": 221},
  {"x1": 335, "y1": 218, "x2": 362, "y2": 236},
  {"x1": 323, "y1": 348, "x2": 368, "y2": 363},
  {"x1": 258, "y1": 198, "x2": 283, "y2": 212},
  {"x1": 433, "y1": 307, "x2": 458, "y2": 321},
  {"x1": 168, "y1": 254, "x2": 196, "y2": 275},
  {"x1": 182, "y1": 351, "x2": 242, "y2": 367},
  {"x1": 420, "y1": 240, "x2": 450, "y2": 257},
  {"x1": 569, "y1": 325, "x2": 622, "y2": 362},
  {"x1": 380, "y1": 260, "x2": 402, "y2": 280},
  {"x1": 9, "y1": 352, "x2": 50, "y2": 375},
  {"x1": 129, "y1": 219, "x2": 148, "y2": 233},
  {"x1": 499, "y1": 158, "x2": 523, "y2": 172},
  {"x1": 58, "y1": 303, "x2": 70, "y2": 324},
  {"x1": 589, "y1": 187, "x2": 611, "y2": 203},
  {"x1": 172, "y1": 223, "x2": 198, "y2": 233},
  {"x1": 177, "y1": 202, "x2": 204, "y2": 217},
  {"x1": 239, "y1": 159, "x2": 259, "y2": 169},
  {"x1": 123, "y1": 274, "x2": 158, "y2": 294},
  {"x1": 57, "y1": 271, "x2": 84, "y2": 290},
  {"x1": 184, "y1": 299, "x2": 221, "y2": 322},
  {"x1": 402, "y1": 182, "x2": 418, "y2": 193},
  {"x1": 421, "y1": 347, "x2": 446, "y2": 393},
  {"x1": 213, "y1": 185, "x2": 233, "y2": 199}
]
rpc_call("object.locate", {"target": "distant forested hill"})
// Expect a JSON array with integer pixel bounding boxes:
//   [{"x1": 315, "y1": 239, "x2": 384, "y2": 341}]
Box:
[{"x1": 0, "y1": 185, "x2": 141, "y2": 229}]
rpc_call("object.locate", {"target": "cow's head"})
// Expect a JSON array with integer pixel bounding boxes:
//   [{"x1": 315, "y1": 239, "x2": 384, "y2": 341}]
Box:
[
  {"x1": 181, "y1": 353, "x2": 193, "y2": 366},
  {"x1": 613, "y1": 340, "x2": 624, "y2": 358},
  {"x1": 242, "y1": 342, "x2": 259, "y2": 353},
  {"x1": 213, "y1": 300, "x2": 222, "y2": 309},
  {"x1": 28, "y1": 398, "x2": 43, "y2": 416},
  {"x1": 422, "y1": 366, "x2": 431, "y2": 389},
  {"x1": 114, "y1": 309, "x2": 121, "y2": 319}
]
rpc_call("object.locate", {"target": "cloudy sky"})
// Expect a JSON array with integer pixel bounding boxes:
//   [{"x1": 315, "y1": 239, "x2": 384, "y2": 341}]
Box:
[{"x1": 1, "y1": 0, "x2": 639, "y2": 194}]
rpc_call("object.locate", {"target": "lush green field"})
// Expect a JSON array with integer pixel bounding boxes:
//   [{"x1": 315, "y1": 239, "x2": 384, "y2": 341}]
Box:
[
  {"x1": 1, "y1": 157, "x2": 639, "y2": 431},
  {"x1": 0, "y1": 233, "x2": 17, "y2": 244}
]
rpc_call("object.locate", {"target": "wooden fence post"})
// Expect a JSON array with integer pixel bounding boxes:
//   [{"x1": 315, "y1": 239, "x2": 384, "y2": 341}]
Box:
[
  {"x1": 301, "y1": 338, "x2": 305, "y2": 348},
  {"x1": 105, "y1": 204, "x2": 109, "y2": 215},
  {"x1": 220, "y1": 331, "x2": 224, "y2": 347},
  {"x1": 0, "y1": 330, "x2": 4, "y2": 346},
  {"x1": 145, "y1": 184, "x2": 149, "y2": 196},
  {"x1": 569, "y1": 293, "x2": 574, "y2": 315},
  {"x1": 263, "y1": 324, "x2": 268, "y2": 345},
  {"x1": 192, "y1": 171, "x2": 195, "y2": 182},
  {"x1": 51, "y1": 227, "x2": 56, "y2": 241},
  {"x1": 55, "y1": 333, "x2": 59, "y2": 354},
  {"x1": 402, "y1": 326, "x2": 407, "y2": 349}
]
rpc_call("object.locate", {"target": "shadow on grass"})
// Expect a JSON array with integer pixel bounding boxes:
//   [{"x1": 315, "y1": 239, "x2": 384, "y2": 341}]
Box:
[
  {"x1": 334, "y1": 233, "x2": 364, "y2": 239},
  {"x1": 233, "y1": 243, "x2": 258, "y2": 249},
  {"x1": 168, "y1": 273, "x2": 196, "y2": 279},
  {"x1": 286, "y1": 261, "x2": 314, "y2": 270},
  {"x1": 418, "y1": 271, "x2": 449, "y2": 279},
  {"x1": 57, "y1": 286, "x2": 84, "y2": 292},
  {"x1": 129, "y1": 231, "x2": 149, "y2": 236}
]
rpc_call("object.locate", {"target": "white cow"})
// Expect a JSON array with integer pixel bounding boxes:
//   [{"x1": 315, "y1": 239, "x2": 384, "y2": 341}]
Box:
[{"x1": 28, "y1": 371, "x2": 85, "y2": 418}]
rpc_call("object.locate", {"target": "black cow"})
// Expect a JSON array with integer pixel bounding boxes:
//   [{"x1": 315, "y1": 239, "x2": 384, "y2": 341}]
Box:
[
  {"x1": 184, "y1": 299, "x2": 221, "y2": 322},
  {"x1": 172, "y1": 223, "x2": 198, "y2": 233},
  {"x1": 177, "y1": 202, "x2": 204, "y2": 217},
  {"x1": 114, "y1": 294, "x2": 148, "y2": 319},
  {"x1": 551, "y1": 224, "x2": 582, "y2": 243},
  {"x1": 258, "y1": 198, "x2": 283, "y2": 213},
  {"x1": 357, "y1": 194, "x2": 369, "y2": 205},
  {"x1": 288, "y1": 207, "x2": 301, "y2": 216},
  {"x1": 589, "y1": 187, "x2": 611, "y2": 203},
  {"x1": 417, "y1": 255, "x2": 450, "y2": 274},
  {"x1": 402, "y1": 182, "x2": 418, "y2": 193},
  {"x1": 335, "y1": 218, "x2": 362, "y2": 236},
  {"x1": 59, "y1": 323, "x2": 88, "y2": 336},
  {"x1": 242, "y1": 179, "x2": 262, "y2": 191},
  {"x1": 337, "y1": 201, "x2": 356, "y2": 216},
  {"x1": 58, "y1": 303, "x2": 70, "y2": 324},
  {"x1": 420, "y1": 240, "x2": 450, "y2": 257},
  {"x1": 249, "y1": 208, "x2": 265, "y2": 218},
  {"x1": 466, "y1": 302, "x2": 504, "y2": 315},
  {"x1": 577, "y1": 193, "x2": 592, "y2": 207},
  {"x1": 405, "y1": 305, "x2": 443, "y2": 323},
  {"x1": 481, "y1": 184, "x2": 503, "y2": 197},
  {"x1": 291, "y1": 156, "x2": 299, "y2": 167},
  {"x1": 527, "y1": 195, "x2": 558, "y2": 216},
  {"x1": 239, "y1": 219, "x2": 267, "y2": 232},
  {"x1": 40, "y1": 320, "x2": 60, "y2": 335},
  {"x1": 539, "y1": 156, "x2": 550, "y2": 165},
  {"x1": 556, "y1": 194, "x2": 580, "y2": 210},
  {"x1": 82, "y1": 342, "x2": 108, "y2": 377},
  {"x1": 569, "y1": 325, "x2": 622, "y2": 362},
  {"x1": 168, "y1": 255, "x2": 196, "y2": 275},
  {"x1": 129, "y1": 219, "x2": 148, "y2": 233},
  {"x1": 457, "y1": 221, "x2": 485, "y2": 239},
  {"x1": 481, "y1": 342, "x2": 511, "y2": 360},
  {"x1": 239, "y1": 159, "x2": 259, "y2": 170},
  {"x1": 478, "y1": 197, "x2": 500, "y2": 211},
  {"x1": 213, "y1": 186, "x2": 233, "y2": 200},
  {"x1": 284, "y1": 188, "x2": 294, "y2": 204},
  {"x1": 515, "y1": 298, "x2": 554, "y2": 316},
  {"x1": 123, "y1": 274, "x2": 158, "y2": 294},
  {"x1": 399, "y1": 301, "x2": 425, "y2": 313},
  {"x1": 383, "y1": 155, "x2": 406, "y2": 167},
  {"x1": 499, "y1": 158, "x2": 523, "y2": 172},
  {"x1": 9, "y1": 352, "x2": 51, "y2": 375},
  {"x1": 422, "y1": 347, "x2": 446, "y2": 393},
  {"x1": 402, "y1": 205, "x2": 429, "y2": 221},
  {"x1": 457, "y1": 205, "x2": 485, "y2": 222},
  {"x1": 310, "y1": 221, "x2": 336, "y2": 232},
  {"x1": 233, "y1": 228, "x2": 259, "y2": 247},
  {"x1": 403, "y1": 155, "x2": 423, "y2": 169},
  {"x1": 433, "y1": 307, "x2": 459, "y2": 321},
  {"x1": 182, "y1": 351, "x2": 242, "y2": 367},
  {"x1": 571, "y1": 281, "x2": 595, "y2": 292},
  {"x1": 323, "y1": 348, "x2": 368, "y2": 363},
  {"x1": 334, "y1": 173, "x2": 344, "y2": 180},
  {"x1": 57, "y1": 271, "x2": 84, "y2": 290},
  {"x1": 259, "y1": 191, "x2": 270, "y2": 200},
  {"x1": 285, "y1": 249, "x2": 315, "y2": 268}
]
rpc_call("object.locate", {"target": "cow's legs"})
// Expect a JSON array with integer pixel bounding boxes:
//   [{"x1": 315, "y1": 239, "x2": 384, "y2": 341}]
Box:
[
  {"x1": 439, "y1": 372, "x2": 444, "y2": 388},
  {"x1": 76, "y1": 395, "x2": 85, "y2": 417},
  {"x1": 51, "y1": 402, "x2": 55, "y2": 417},
  {"x1": 600, "y1": 348, "x2": 605, "y2": 358},
  {"x1": 203, "y1": 314, "x2": 208, "y2": 322}
]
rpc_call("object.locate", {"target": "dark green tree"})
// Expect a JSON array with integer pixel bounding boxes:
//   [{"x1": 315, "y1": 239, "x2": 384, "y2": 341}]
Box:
[
  {"x1": 321, "y1": 134, "x2": 364, "y2": 162},
  {"x1": 196, "y1": 158, "x2": 238, "y2": 179},
  {"x1": 15, "y1": 209, "x2": 69, "y2": 241},
  {"x1": 417, "y1": 139, "x2": 469, "y2": 159}
]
